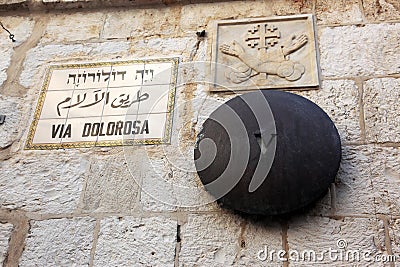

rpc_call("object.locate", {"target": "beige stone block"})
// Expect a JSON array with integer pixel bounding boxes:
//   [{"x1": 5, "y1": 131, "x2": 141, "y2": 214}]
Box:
[
  {"x1": 319, "y1": 23, "x2": 400, "y2": 77},
  {"x1": 287, "y1": 216, "x2": 387, "y2": 266},
  {"x1": 138, "y1": 147, "x2": 218, "y2": 212},
  {"x1": 41, "y1": 11, "x2": 103, "y2": 43},
  {"x1": 0, "y1": 151, "x2": 89, "y2": 213},
  {"x1": 334, "y1": 145, "x2": 375, "y2": 215},
  {"x1": 94, "y1": 216, "x2": 176, "y2": 266},
  {"x1": 364, "y1": 78, "x2": 400, "y2": 143},
  {"x1": 235, "y1": 219, "x2": 283, "y2": 266},
  {"x1": 20, "y1": 41, "x2": 130, "y2": 88},
  {"x1": 179, "y1": 213, "x2": 243, "y2": 266},
  {"x1": 0, "y1": 16, "x2": 35, "y2": 87},
  {"x1": 389, "y1": 218, "x2": 400, "y2": 259},
  {"x1": 368, "y1": 147, "x2": 400, "y2": 215},
  {"x1": 363, "y1": 0, "x2": 400, "y2": 21},
  {"x1": 0, "y1": 223, "x2": 13, "y2": 265},
  {"x1": 130, "y1": 36, "x2": 196, "y2": 58},
  {"x1": 0, "y1": 96, "x2": 22, "y2": 148},
  {"x1": 295, "y1": 80, "x2": 361, "y2": 142},
  {"x1": 80, "y1": 150, "x2": 139, "y2": 213},
  {"x1": 335, "y1": 145, "x2": 400, "y2": 216},
  {"x1": 270, "y1": 0, "x2": 313, "y2": 16},
  {"x1": 316, "y1": 0, "x2": 363, "y2": 24},
  {"x1": 180, "y1": 1, "x2": 271, "y2": 32},
  {"x1": 102, "y1": 7, "x2": 180, "y2": 40},
  {"x1": 20, "y1": 218, "x2": 95, "y2": 266}
]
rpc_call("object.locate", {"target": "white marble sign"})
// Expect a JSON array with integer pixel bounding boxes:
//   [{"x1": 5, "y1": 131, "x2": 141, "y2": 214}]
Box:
[{"x1": 26, "y1": 58, "x2": 179, "y2": 150}]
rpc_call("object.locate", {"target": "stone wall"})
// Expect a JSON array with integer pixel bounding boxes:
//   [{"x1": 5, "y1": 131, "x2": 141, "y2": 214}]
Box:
[{"x1": 0, "y1": 0, "x2": 399, "y2": 266}]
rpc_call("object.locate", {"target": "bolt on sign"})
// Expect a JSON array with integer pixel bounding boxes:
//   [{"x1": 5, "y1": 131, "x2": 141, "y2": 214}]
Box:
[
  {"x1": 211, "y1": 14, "x2": 320, "y2": 91},
  {"x1": 25, "y1": 58, "x2": 179, "y2": 150}
]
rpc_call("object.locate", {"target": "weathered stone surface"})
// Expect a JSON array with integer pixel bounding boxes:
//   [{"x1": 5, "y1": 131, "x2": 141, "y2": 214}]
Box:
[
  {"x1": 130, "y1": 37, "x2": 196, "y2": 58},
  {"x1": 335, "y1": 145, "x2": 375, "y2": 215},
  {"x1": 179, "y1": 213, "x2": 243, "y2": 266},
  {"x1": 235, "y1": 219, "x2": 282, "y2": 266},
  {"x1": 0, "y1": 16, "x2": 35, "y2": 88},
  {"x1": 389, "y1": 218, "x2": 400, "y2": 258},
  {"x1": 368, "y1": 147, "x2": 400, "y2": 215},
  {"x1": 102, "y1": 7, "x2": 180, "y2": 40},
  {"x1": 80, "y1": 149, "x2": 139, "y2": 213},
  {"x1": 335, "y1": 145, "x2": 400, "y2": 216},
  {"x1": 138, "y1": 148, "x2": 217, "y2": 212},
  {"x1": 180, "y1": 1, "x2": 312, "y2": 33},
  {"x1": 41, "y1": 12, "x2": 103, "y2": 43},
  {"x1": 363, "y1": 0, "x2": 400, "y2": 21},
  {"x1": 270, "y1": 0, "x2": 313, "y2": 16},
  {"x1": 0, "y1": 222, "x2": 13, "y2": 265},
  {"x1": 94, "y1": 216, "x2": 176, "y2": 266},
  {"x1": 20, "y1": 41, "x2": 130, "y2": 88},
  {"x1": 316, "y1": 0, "x2": 363, "y2": 24},
  {"x1": 288, "y1": 216, "x2": 386, "y2": 266},
  {"x1": 20, "y1": 218, "x2": 95, "y2": 266},
  {"x1": 319, "y1": 23, "x2": 400, "y2": 77},
  {"x1": 0, "y1": 151, "x2": 89, "y2": 213},
  {"x1": 180, "y1": 1, "x2": 269, "y2": 32},
  {"x1": 0, "y1": 96, "x2": 22, "y2": 148},
  {"x1": 296, "y1": 80, "x2": 361, "y2": 142},
  {"x1": 364, "y1": 78, "x2": 400, "y2": 143}
]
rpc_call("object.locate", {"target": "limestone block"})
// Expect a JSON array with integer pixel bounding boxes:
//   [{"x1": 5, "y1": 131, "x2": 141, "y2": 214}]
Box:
[
  {"x1": 364, "y1": 78, "x2": 400, "y2": 143},
  {"x1": 363, "y1": 0, "x2": 400, "y2": 21},
  {"x1": 295, "y1": 80, "x2": 361, "y2": 142},
  {"x1": 19, "y1": 218, "x2": 95, "y2": 266},
  {"x1": 136, "y1": 82, "x2": 222, "y2": 212},
  {"x1": 0, "y1": 16, "x2": 35, "y2": 88},
  {"x1": 319, "y1": 23, "x2": 400, "y2": 77},
  {"x1": 102, "y1": 7, "x2": 180, "y2": 40},
  {"x1": 270, "y1": 0, "x2": 313, "y2": 16},
  {"x1": 0, "y1": 96, "x2": 22, "y2": 148},
  {"x1": 130, "y1": 37, "x2": 196, "y2": 59},
  {"x1": 334, "y1": 145, "x2": 376, "y2": 215},
  {"x1": 0, "y1": 151, "x2": 89, "y2": 213},
  {"x1": 389, "y1": 219, "x2": 400, "y2": 259},
  {"x1": 368, "y1": 147, "x2": 400, "y2": 215},
  {"x1": 235, "y1": 219, "x2": 283, "y2": 266},
  {"x1": 138, "y1": 146, "x2": 217, "y2": 212},
  {"x1": 41, "y1": 12, "x2": 103, "y2": 43},
  {"x1": 94, "y1": 216, "x2": 176, "y2": 266},
  {"x1": 180, "y1": 1, "x2": 270, "y2": 32},
  {"x1": 80, "y1": 149, "x2": 139, "y2": 213},
  {"x1": 316, "y1": 0, "x2": 363, "y2": 24},
  {"x1": 0, "y1": 223, "x2": 13, "y2": 265},
  {"x1": 20, "y1": 41, "x2": 130, "y2": 88},
  {"x1": 287, "y1": 216, "x2": 387, "y2": 266},
  {"x1": 179, "y1": 213, "x2": 243, "y2": 266},
  {"x1": 335, "y1": 145, "x2": 400, "y2": 216},
  {"x1": 181, "y1": 0, "x2": 312, "y2": 33}
]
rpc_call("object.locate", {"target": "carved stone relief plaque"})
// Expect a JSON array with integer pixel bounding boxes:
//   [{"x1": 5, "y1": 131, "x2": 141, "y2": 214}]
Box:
[{"x1": 211, "y1": 15, "x2": 320, "y2": 91}]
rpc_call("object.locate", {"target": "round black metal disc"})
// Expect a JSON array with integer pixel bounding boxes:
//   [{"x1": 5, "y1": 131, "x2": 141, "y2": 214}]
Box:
[{"x1": 194, "y1": 90, "x2": 341, "y2": 215}]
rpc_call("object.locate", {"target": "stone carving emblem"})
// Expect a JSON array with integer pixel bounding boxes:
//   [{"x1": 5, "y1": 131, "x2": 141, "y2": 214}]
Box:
[{"x1": 212, "y1": 15, "x2": 320, "y2": 91}]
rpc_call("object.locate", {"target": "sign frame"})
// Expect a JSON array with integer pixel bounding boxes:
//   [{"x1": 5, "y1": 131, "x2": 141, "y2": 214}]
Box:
[{"x1": 25, "y1": 57, "x2": 179, "y2": 150}]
